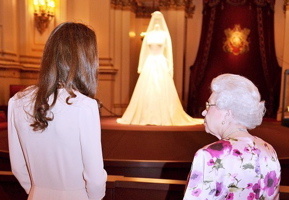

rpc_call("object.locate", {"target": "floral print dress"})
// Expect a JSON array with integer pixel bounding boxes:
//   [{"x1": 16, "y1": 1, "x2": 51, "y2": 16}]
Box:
[{"x1": 183, "y1": 136, "x2": 281, "y2": 200}]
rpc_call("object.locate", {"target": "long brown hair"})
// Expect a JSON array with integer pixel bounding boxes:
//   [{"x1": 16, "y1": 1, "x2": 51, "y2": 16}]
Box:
[{"x1": 31, "y1": 22, "x2": 98, "y2": 131}]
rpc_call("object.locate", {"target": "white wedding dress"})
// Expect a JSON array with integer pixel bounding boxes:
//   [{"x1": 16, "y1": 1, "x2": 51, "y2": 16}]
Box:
[{"x1": 117, "y1": 26, "x2": 203, "y2": 126}]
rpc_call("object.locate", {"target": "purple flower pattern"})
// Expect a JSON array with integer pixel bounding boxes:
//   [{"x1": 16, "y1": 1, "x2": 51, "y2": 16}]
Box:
[
  {"x1": 215, "y1": 182, "x2": 223, "y2": 196},
  {"x1": 205, "y1": 140, "x2": 232, "y2": 158},
  {"x1": 188, "y1": 170, "x2": 203, "y2": 188},
  {"x1": 252, "y1": 181, "x2": 261, "y2": 199},
  {"x1": 192, "y1": 188, "x2": 201, "y2": 197},
  {"x1": 263, "y1": 171, "x2": 279, "y2": 196},
  {"x1": 183, "y1": 137, "x2": 281, "y2": 200},
  {"x1": 247, "y1": 192, "x2": 254, "y2": 200},
  {"x1": 233, "y1": 149, "x2": 242, "y2": 157},
  {"x1": 207, "y1": 159, "x2": 214, "y2": 166},
  {"x1": 226, "y1": 193, "x2": 234, "y2": 200}
]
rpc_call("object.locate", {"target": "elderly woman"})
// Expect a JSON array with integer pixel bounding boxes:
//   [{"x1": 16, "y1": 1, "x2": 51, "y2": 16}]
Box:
[{"x1": 183, "y1": 74, "x2": 281, "y2": 200}]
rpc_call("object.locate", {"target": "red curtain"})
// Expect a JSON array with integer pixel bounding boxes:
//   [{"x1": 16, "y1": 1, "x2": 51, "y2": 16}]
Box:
[{"x1": 187, "y1": 0, "x2": 281, "y2": 118}]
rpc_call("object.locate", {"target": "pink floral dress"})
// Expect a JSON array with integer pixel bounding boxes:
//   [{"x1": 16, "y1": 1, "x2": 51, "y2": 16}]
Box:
[{"x1": 183, "y1": 136, "x2": 281, "y2": 200}]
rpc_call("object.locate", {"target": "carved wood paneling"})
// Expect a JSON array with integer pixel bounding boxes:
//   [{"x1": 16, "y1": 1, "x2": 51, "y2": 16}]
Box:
[{"x1": 111, "y1": 0, "x2": 195, "y2": 17}]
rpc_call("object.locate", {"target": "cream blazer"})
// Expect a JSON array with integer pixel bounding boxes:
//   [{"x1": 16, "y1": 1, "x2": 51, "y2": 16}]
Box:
[{"x1": 8, "y1": 87, "x2": 107, "y2": 200}]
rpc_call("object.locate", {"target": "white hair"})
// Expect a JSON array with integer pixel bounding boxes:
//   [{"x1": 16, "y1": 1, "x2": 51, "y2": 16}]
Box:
[{"x1": 211, "y1": 74, "x2": 265, "y2": 129}]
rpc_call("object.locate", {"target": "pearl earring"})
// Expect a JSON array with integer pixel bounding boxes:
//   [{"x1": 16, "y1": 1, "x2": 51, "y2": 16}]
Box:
[{"x1": 222, "y1": 121, "x2": 225, "y2": 125}]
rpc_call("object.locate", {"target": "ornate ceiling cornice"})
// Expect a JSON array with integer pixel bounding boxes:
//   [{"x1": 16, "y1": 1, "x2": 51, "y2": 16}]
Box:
[
  {"x1": 111, "y1": 0, "x2": 195, "y2": 18},
  {"x1": 204, "y1": 0, "x2": 276, "y2": 10}
]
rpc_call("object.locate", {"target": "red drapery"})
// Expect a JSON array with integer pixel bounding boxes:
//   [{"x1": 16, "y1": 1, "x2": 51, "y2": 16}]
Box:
[{"x1": 187, "y1": 0, "x2": 281, "y2": 118}]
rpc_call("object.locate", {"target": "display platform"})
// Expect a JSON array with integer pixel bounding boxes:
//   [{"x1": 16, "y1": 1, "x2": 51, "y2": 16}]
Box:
[{"x1": 100, "y1": 117, "x2": 289, "y2": 161}]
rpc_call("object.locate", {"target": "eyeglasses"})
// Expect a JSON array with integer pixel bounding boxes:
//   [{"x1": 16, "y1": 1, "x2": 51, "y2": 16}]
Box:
[{"x1": 206, "y1": 102, "x2": 216, "y2": 111}]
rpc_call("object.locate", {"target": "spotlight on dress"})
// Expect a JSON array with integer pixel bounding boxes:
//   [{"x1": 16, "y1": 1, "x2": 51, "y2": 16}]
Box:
[{"x1": 117, "y1": 11, "x2": 203, "y2": 126}]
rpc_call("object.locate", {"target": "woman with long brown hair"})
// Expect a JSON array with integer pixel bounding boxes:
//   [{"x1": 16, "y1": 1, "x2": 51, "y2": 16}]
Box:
[{"x1": 8, "y1": 22, "x2": 107, "y2": 200}]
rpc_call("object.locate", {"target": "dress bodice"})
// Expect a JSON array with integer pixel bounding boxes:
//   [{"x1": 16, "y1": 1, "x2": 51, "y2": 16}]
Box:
[
  {"x1": 147, "y1": 43, "x2": 164, "y2": 55},
  {"x1": 146, "y1": 30, "x2": 166, "y2": 55}
]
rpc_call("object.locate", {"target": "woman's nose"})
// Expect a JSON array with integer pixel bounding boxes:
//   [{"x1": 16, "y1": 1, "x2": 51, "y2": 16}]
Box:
[{"x1": 202, "y1": 110, "x2": 207, "y2": 117}]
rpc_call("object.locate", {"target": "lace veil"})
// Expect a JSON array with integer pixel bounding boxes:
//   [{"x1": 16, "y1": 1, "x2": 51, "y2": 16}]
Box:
[{"x1": 138, "y1": 11, "x2": 173, "y2": 77}]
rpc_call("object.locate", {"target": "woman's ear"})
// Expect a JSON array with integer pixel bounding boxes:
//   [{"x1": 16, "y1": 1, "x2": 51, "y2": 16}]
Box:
[
  {"x1": 222, "y1": 109, "x2": 232, "y2": 125},
  {"x1": 224, "y1": 109, "x2": 232, "y2": 116},
  {"x1": 228, "y1": 110, "x2": 232, "y2": 116},
  {"x1": 225, "y1": 110, "x2": 233, "y2": 121}
]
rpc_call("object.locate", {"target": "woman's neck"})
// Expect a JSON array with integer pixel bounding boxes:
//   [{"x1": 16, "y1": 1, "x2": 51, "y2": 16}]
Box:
[{"x1": 222, "y1": 125, "x2": 250, "y2": 139}]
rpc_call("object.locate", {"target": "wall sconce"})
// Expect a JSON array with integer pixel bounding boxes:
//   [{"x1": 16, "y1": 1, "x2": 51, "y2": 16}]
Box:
[
  {"x1": 223, "y1": 24, "x2": 250, "y2": 55},
  {"x1": 33, "y1": 0, "x2": 55, "y2": 34},
  {"x1": 140, "y1": 32, "x2": 146, "y2": 41}
]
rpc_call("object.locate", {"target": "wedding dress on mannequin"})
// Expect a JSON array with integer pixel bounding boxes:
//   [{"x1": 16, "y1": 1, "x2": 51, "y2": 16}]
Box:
[{"x1": 117, "y1": 11, "x2": 203, "y2": 126}]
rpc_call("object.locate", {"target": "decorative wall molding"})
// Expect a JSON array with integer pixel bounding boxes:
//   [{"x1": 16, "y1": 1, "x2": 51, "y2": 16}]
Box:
[
  {"x1": 111, "y1": 0, "x2": 195, "y2": 17},
  {"x1": 284, "y1": 0, "x2": 289, "y2": 12},
  {"x1": 99, "y1": 57, "x2": 114, "y2": 67},
  {"x1": 19, "y1": 55, "x2": 41, "y2": 67},
  {"x1": 0, "y1": 62, "x2": 40, "y2": 72},
  {"x1": 0, "y1": 59, "x2": 118, "y2": 79},
  {"x1": 0, "y1": 25, "x2": 3, "y2": 54},
  {"x1": 0, "y1": 67, "x2": 39, "y2": 79},
  {"x1": 0, "y1": 51, "x2": 18, "y2": 63}
]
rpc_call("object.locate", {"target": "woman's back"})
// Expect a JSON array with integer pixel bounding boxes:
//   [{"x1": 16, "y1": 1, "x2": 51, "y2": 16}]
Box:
[
  {"x1": 8, "y1": 87, "x2": 107, "y2": 200},
  {"x1": 185, "y1": 136, "x2": 281, "y2": 199}
]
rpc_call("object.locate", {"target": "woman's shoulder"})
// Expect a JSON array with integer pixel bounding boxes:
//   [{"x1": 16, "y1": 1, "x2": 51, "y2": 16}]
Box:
[
  {"x1": 8, "y1": 86, "x2": 37, "y2": 114},
  {"x1": 252, "y1": 136, "x2": 278, "y2": 156},
  {"x1": 69, "y1": 92, "x2": 100, "y2": 117},
  {"x1": 252, "y1": 135, "x2": 273, "y2": 146},
  {"x1": 9, "y1": 85, "x2": 37, "y2": 103},
  {"x1": 73, "y1": 90, "x2": 96, "y2": 102},
  {"x1": 67, "y1": 90, "x2": 99, "y2": 109},
  {"x1": 223, "y1": 136, "x2": 276, "y2": 154}
]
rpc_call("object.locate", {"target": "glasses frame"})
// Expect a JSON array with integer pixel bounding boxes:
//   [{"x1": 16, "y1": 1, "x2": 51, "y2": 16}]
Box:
[{"x1": 206, "y1": 102, "x2": 216, "y2": 111}]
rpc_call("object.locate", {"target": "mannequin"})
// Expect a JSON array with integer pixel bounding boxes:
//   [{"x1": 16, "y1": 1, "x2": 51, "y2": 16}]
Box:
[{"x1": 117, "y1": 11, "x2": 202, "y2": 126}]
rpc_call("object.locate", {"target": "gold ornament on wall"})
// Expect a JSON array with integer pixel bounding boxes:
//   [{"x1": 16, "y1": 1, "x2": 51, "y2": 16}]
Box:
[
  {"x1": 223, "y1": 24, "x2": 250, "y2": 56},
  {"x1": 33, "y1": 0, "x2": 55, "y2": 34}
]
